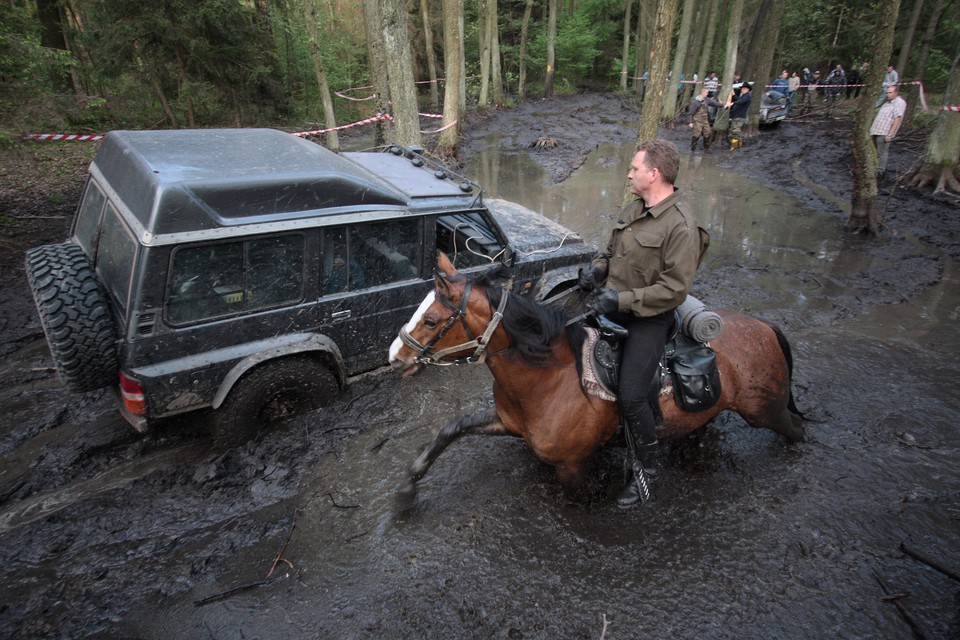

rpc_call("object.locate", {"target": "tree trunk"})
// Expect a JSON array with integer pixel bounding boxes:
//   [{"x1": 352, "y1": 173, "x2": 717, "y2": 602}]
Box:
[
  {"x1": 635, "y1": 0, "x2": 680, "y2": 146},
  {"x1": 362, "y1": 0, "x2": 392, "y2": 145},
  {"x1": 304, "y1": 0, "x2": 340, "y2": 151},
  {"x1": 914, "y1": 0, "x2": 946, "y2": 82},
  {"x1": 544, "y1": 0, "x2": 557, "y2": 98},
  {"x1": 478, "y1": 0, "x2": 490, "y2": 106},
  {"x1": 714, "y1": 0, "x2": 745, "y2": 135},
  {"x1": 438, "y1": 0, "x2": 464, "y2": 158},
  {"x1": 619, "y1": 0, "x2": 634, "y2": 92},
  {"x1": 489, "y1": 0, "x2": 504, "y2": 106},
  {"x1": 378, "y1": 0, "x2": 422, "y2": 146},
  {"x1": 661, "y1": 0, "x2": 695, "y2": 124},
  {"x1": 695, "y1": 0, "x2": 722, "y2": 93},
  {"x1": 908, "y1": 47, "x2": 960, "y2": 193},
  {"x1": 518, "y1": 0, "x2": 534, "y2": 100},
  {"x1": 897, "y1": 0, "x2": 925, "y2": 77},
  {"x1": 848, "y1": 0, "x2": 901, "y2": 236},
  {"x1": 420, "y1": 0, "x2": 440, "y2": 112},
  {"x1": 634, "y1": 0, "x2": 652, "y2": 97},
  {"x1": 682, "y1": 0, "x2": 709, "y2": 106},
  {"x1": 743, "y1": 0, "x2": 786, "y2": 133}
]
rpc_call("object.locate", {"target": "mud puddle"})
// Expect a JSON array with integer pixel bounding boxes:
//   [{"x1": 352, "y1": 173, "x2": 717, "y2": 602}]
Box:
[{"x1": 1, "y1": 102, "x2": 958, "y2": 638}]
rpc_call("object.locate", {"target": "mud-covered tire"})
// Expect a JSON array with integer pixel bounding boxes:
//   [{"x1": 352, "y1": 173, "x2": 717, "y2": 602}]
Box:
[
  {"x1": 25, "y1": 243, "x2": 119, "y2": 393},
  {"x1": 210, "y1": 356, "x2": 340, "y2": 447}
]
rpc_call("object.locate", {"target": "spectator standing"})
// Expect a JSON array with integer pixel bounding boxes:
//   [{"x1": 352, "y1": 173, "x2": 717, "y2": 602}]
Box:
[
  {"x1": 877, "y1": 65, "x2": 899, "y2": 107},
  {"x1": 870, "y1": 84, "x2": 906, "y2": 176},
  {"x1": 771, "y1": 70, "x2": 790, "y2": 98},
  {"x1": 846, "y1": 65, "x2": 862, "y2": 99},
  {"x1": 788, "y1": 71, "x2": 801, "y2": 110},
  {"x1": 703, "y1": 71, "x2": 719, "y2": 95}
]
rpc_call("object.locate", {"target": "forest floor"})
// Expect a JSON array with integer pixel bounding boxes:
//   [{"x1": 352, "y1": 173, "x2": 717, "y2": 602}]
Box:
[{"x1": 0, "y1": 93, "x2": 958, "y2": 639}]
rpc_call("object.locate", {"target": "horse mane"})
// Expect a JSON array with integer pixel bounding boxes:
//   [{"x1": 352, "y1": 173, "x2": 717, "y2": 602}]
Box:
[{"x1": 472, "y1": 267, "x2": 588, "y2": 369}]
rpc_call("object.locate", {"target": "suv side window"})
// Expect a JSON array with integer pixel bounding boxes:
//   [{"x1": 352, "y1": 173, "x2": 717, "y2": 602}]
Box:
[
  {"x1": 322, "y1": 218, "x2": 420, "y2": 295},
  {"x1": 74, "y1": 180, "x2": 107, "y2": 256},
  {"x1": 167, "y1": 234, "x2": 305, "y2": 325}
]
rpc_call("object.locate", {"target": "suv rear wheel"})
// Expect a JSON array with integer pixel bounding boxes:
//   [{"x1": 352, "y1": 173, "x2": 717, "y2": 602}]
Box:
[
  {"x1": 25, "y1": 243, "x2": 119, "y2": 392},
  {"x1": 210, "y1": 356, "x2": 339, "y2": 447}
]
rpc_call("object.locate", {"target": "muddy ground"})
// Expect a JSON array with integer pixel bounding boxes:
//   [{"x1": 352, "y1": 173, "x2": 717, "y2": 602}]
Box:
[{"x1": 0, "y1": 94, "x2": 958, "y2": 639}]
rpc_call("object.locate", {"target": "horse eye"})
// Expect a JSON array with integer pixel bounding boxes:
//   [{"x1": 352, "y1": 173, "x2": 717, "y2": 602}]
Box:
[{"x1": 423, "y1": 318, "x2": 438, "y2": 329}]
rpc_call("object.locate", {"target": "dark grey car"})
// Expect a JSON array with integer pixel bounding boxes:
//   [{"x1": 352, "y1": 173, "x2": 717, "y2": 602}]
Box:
[{"x1": 25, "y1": 129, "x2": 594, "y2": 441}]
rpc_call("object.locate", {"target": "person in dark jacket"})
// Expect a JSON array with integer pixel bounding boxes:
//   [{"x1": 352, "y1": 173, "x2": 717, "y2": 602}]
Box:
[{"x1": 725, "y1": 82, "x2": 752, "y2": 150}]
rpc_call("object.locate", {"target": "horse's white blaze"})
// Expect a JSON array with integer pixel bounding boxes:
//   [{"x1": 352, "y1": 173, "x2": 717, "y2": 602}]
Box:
[{"x1": 388, "y1": 291, "x2": 436, "y2": 361}]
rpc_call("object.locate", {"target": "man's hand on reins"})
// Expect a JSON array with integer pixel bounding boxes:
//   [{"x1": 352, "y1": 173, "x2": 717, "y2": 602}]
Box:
[{"x1": 590, "y1": 288, "x2": 619, "y2": 315}]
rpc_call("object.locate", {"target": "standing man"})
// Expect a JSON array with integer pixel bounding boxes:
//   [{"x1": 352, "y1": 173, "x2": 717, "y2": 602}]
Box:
[
  {"x1": 870, "y1": 84, "x2": 906, "y2": 177},
  {"x1": 877, "y1": 65, "x2": 899, "y2": 107},
  {"x1": 787, "y1": 71, "x2": 801, "y2": 111},
  {"x1": 725, "y1": 81, "x2": 752, "y2": 150},
  {"x1": 578, "y1": 140, "x2": 706, "y2": 508},
  {"x1": 688, "y1": 87, "x2": 724, "y2": 151},
  {"x1": 846, "y1": 64, "x2": 861, "y2": 99}
]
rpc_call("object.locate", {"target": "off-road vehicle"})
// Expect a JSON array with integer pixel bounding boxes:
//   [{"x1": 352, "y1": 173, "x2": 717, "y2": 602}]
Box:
[{"x1": 26, "y1": 128, "x2": 594, "y2": 441}]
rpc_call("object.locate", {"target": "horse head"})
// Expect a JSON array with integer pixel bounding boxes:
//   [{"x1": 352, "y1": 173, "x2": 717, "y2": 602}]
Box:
[{"x1": 388, "y1": 252, "x2": 507, "y2": 376}]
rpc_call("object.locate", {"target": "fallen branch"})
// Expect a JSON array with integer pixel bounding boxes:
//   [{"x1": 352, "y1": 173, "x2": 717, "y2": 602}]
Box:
[
  {"x1": 900, "y1": 541, "x2": 960, "y2": 583},
  {"x1": 873, "y1": 571, "x2": 929, "y2": 640},
  {"x1": 598, "y1": 613, "x2": 610, "y2": 640},
  {"x1": 193, "y1": 577, "x2": 283, "y2": 607},
  {"x1": 266, "y1": 514, "x2": 298, "y2": 579}
]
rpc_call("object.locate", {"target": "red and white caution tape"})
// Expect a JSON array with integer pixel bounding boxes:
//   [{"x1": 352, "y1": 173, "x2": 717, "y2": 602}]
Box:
[
  {"x1": 422, "y1": 119, "x2": 458, "y2": 134},
  {"x1": 28, "y1": 133, "x2": 104, "y2": 142},
  {"x1": 293, "y1": 113, "x2": 395, "y2": 137},
  {"x1": 942, "y1": 106, "x2": 960, "y2": 112}
]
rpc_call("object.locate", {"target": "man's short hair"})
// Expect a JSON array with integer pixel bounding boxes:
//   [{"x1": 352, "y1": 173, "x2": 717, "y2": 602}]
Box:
[{"x1": 636, "y1": 140, "x2": 680, "y2": 185}]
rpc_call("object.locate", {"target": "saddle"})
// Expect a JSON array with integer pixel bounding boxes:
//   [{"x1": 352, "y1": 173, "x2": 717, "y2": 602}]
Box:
[{"x1": 581, "y1": 313, "x2": 722, "y2": 413}]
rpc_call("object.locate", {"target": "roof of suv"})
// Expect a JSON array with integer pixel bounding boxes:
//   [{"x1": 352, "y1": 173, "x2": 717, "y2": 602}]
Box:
[{"x1": 92, "y1": 129, "x2": 480, "y2": 239}]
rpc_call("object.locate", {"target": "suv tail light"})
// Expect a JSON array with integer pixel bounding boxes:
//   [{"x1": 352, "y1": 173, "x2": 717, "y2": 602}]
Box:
[{"x1": 119, "y1": 372, "x2": 146, "y2": 416}]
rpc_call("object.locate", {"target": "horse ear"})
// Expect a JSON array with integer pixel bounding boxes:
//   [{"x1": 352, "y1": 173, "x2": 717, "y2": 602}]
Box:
[{"x1": 437, "y1": 251, "x2": 457, "y2": 277}]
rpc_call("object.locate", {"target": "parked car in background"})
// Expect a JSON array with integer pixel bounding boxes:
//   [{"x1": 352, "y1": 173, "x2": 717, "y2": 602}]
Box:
[{"x1": 25, "y1": 129, "x2": 595, "y2": 443}]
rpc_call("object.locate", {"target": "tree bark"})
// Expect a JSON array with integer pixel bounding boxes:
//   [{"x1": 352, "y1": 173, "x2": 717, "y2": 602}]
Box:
[
  {"x1": 489, "y1": 0, "x2": 504, "y2": 106},
  {"x1": 518, "y1": 0, "x2": 534, "y2": 100},
  {"x1": 378, "y1": 0, "x2": 422, "y2": 146},
  {"x1": 362, "y1": 0, "x2": 392, "y2": 145},
  {"x1": 743, "y1": 0, "x2": 787, "y2": 132},
  {"x1": 619, "y1": 0, "x2": 634, "y2": 92},
  {"x1": 695, "y1": 0, "x2": 722, "y2": 94},
  {"x1": 544, "y1": 0, "x2": 557, "y2": 97},
  {"x1": 478, "y1": 0, "x2": 490, "y2": 106},
  {"x1": 848, "y1": 0, "x2": 902, "y2": 236},
  {"x1": 897, "y1": 0, "x2": 925, "y2": 77},
  {"x1": 909, "y1": 47, "x2": 960, "y2": 193},
  {"x1": 661, "y1": 0, "x2": 695, "y2": 123},
  {"x1": 438, "y1": 0, "x2": 464, "y2": 158},
  {"x1": 420, "y1": 0, "x2": 441, "y2": 112},
  {"x1": 635, "y1": 0, "x2": 680, "y2": 146},
  {"x1": 304, "y1": 0, "x2": 341, "y2": 151},
  {"x1": 714, "y1": 0, "x2": 745, "y2": 135}
]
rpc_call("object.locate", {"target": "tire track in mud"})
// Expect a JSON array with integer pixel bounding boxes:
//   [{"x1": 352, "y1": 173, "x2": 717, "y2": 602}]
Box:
[{"x1": 0, "y1": 441, "x2": 209, "y2": 534}]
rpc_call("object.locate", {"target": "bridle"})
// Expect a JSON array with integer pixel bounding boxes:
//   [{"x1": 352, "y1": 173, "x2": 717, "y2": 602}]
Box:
[{"x1": 398, "y1": 280, "x2": 509, "y2": 366}]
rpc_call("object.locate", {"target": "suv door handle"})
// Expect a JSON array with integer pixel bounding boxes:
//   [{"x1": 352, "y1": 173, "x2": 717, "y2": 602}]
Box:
[{"x1": 331, "y1": 310, "x2": 352, "y2": 320}]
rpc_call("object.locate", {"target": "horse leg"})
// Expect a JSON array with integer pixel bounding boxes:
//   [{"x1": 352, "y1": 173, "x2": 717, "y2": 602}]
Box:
[
  {"x1": 398, "y1": 407, "x2": 507, "y2": 499},
  {"x1": 766, "y1": 407, "x2": 805, "y2": 442}
]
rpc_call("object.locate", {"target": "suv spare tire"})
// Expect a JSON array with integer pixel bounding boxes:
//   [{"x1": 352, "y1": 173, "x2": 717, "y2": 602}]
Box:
[{"x1": 25, "y1": 242, "x2": 119, "y2": 392}]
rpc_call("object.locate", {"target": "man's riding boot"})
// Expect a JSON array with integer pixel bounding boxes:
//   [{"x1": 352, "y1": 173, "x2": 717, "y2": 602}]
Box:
[{"x1": 616, "y1": 442, "x2": 658, "y2": 509}]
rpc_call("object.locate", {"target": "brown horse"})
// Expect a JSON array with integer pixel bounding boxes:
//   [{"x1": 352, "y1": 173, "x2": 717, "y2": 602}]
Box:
[{"x1": 388, "y1": 253, "x2": 804, "y2": 499}]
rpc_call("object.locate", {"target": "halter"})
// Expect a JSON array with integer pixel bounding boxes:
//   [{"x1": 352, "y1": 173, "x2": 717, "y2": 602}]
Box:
[{"x1": 398, "y1": 281, "x2": 510, "y2": 366}]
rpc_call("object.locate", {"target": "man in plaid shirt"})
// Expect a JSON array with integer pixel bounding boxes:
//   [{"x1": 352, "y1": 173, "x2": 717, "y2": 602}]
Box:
[{"x1": 870, "y1": 84, "x2": 906, "y2": 177}]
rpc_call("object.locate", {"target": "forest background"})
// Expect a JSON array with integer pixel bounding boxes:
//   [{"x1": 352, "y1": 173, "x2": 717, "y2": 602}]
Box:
[{"x1": 1, "y1": 0, "x2": 958, "y2": 209}]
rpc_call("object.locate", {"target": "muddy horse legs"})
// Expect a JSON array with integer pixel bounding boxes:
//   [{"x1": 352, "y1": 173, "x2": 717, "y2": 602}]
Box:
[{"x1": 398, "y1": 407, "x2": 512, "y2": 500}]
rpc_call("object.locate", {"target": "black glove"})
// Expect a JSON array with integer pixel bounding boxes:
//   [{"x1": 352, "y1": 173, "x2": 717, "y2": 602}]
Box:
[
  {"x1": 578, "y1": 265, "x2": 603, "y2": 292},
  {"x1": 590, "y1": 288, "x2": 619, "y2": 315}
]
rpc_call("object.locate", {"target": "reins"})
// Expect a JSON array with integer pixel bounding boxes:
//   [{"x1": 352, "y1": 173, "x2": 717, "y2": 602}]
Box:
[{"x1": 398, "y1": 282, "x2": 511, "y2": 366}]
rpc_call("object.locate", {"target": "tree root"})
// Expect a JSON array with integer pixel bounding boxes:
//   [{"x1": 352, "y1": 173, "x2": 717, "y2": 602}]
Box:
[{"x1": 906, "y1": 163, "x2": 960, "y2": 194}]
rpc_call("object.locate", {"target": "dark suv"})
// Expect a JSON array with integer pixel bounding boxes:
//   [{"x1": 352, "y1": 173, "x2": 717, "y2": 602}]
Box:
[{"x1": 26, "y1": 129, "x2": 593, "y2": 440}]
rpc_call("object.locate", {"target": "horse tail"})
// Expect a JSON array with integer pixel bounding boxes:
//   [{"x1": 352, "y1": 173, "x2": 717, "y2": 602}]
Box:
[{"x1": 765, "y1": 321, "x2": 804, "y2": 419}]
